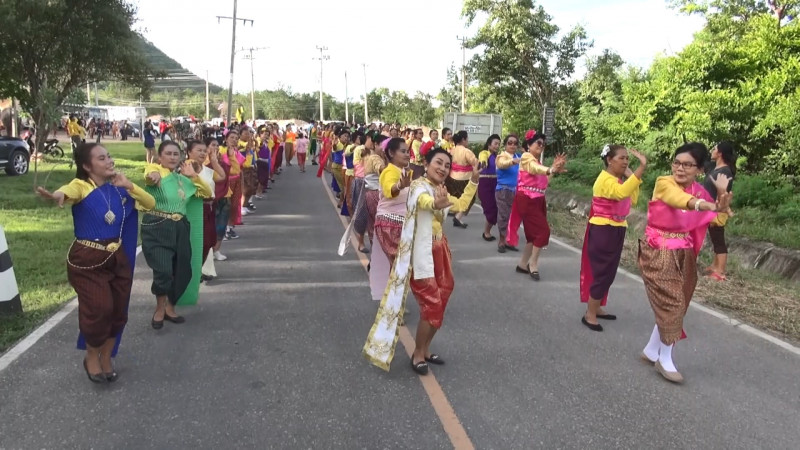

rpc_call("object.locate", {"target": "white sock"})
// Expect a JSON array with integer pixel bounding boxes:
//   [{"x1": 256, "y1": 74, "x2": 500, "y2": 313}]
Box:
[
  {"x1": 658, "y1": 343, "x2": 677, "y2": 372},
  {"x1": 643, "y1": 325, "x2": 660, "y2": 361}
]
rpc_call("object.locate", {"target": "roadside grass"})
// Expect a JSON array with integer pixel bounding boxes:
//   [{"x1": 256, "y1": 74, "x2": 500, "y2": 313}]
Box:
[
  {"x1": 548, "y1": 208, "x2": 800, "y2": 344},
  {"x1": 0, "y1": 141, "x2": 147, "y2": 352}
]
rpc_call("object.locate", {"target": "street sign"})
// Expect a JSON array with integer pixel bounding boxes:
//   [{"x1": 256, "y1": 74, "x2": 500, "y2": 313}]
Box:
[{"x1": 543, "y1": 106, "x2": 555, "y2": 144}]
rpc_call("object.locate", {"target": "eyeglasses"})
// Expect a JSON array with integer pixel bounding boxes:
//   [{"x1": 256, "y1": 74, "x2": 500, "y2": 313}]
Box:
[{"x1": 671, "y1": 160, "x2": 697, "y2": 169}]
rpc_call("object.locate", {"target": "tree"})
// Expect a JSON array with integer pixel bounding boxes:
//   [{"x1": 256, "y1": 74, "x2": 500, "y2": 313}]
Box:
[
  {"x1": 437, "y1": 64, "x2": 462, "y2": 113},
  {"x1": 0, "y1": 0, "x2": 158, "y2": 158}
]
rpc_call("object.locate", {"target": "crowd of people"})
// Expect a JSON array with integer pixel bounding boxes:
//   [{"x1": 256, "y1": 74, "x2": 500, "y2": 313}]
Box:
[{"x1": 35, "y1": 117, "x2": 736, "y2": 386}]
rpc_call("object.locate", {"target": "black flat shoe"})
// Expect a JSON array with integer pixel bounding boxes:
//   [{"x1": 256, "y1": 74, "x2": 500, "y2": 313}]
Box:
[
  {"x1": 581, "y1": 316, "x2": 603, "y2": 332},
  {"x1": 515, "y1": 265, "x2": 530, "y2": 274},
  {"x1": 358, "y1": 247, "x2": 370, "y2": 254},
  {"x1": 596, "y1": 313, "x2": 617, "y2": 320},
  {"x1": 453, "y1": 218, "x2": 468, "y2": 229},
  {"x1": 506, "y1": 245, "x2": 519, "y2": 252},
  {"x1": 104, "y1": 371, "x2": 119, "y2": 382},
  {"x1": 425, "y1": 354, "x2": 445, "y2": 365},
  {"x1": 530, "y1": 271, "x2": 540, "y2": 281},
  {"x1": 164, "y1": 314, "x2": 185, "y2": 324},
  {"x1": 497, "y1": 244, "x2": 507, "y2": 253},
  {"x1": 83, "y1": 359, "x2": 106, "y2": 383},
  {"x1": 151, "y1": 314, "x2": 164, "y2": 330},
  {"x1": 482, "y1": 233, "x2": 496, "y2": 242},
  {"x1": 411, "y1": 360, "x2": 429, "y2": 375}
]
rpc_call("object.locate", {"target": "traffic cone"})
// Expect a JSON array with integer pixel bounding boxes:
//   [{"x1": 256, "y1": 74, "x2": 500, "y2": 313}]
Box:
[{"x1": 0, "y1": 225, "x2": 23, "y2": 314}]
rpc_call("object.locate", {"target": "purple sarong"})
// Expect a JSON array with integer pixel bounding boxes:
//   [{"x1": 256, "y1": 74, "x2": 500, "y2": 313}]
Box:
[{"x1": 478, "y1": 177, "x2": 498, "y2": 225}]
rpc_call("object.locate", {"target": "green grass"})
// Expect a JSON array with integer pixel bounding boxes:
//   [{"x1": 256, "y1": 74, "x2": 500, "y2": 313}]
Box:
[{"x1": 0, "y1": 141, "x2": 147, "y2": 352}]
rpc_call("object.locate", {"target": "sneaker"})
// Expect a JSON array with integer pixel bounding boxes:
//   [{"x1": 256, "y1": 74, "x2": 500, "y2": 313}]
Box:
[
  {"x1": 223, "y1": 234, "x2": 229, "y2": 241},
  {"x1": 213, "y1": 251, "x2": 228, "y2": 261},
  {"x1": 246, "y1": 202, "x2": 256, "y2": 210},
  {"x1": 245, "y1": 207, "x2": 255, "y2": 214},
  {"x1": 226, "y1": 228, "x2": 239, "y2": 239},
  {"x1": 254, "y1": 195, "x2": 264, "y2": 200},
  {"x1": 241, "y1": 208, "x2": 249, "y2": 216}
]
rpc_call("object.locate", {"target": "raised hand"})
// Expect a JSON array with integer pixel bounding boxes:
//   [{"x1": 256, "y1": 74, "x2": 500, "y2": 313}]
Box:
[
  {"x1": 552, "y1": 153, "x2": 568, "y2": 173},
  {"x1": 712, "y1": 173, "x2": 731, "y2": 195},
  {"x1": 181, "y1": 160, "x2": 198, "y2": 178},
  {"x1": 399, "y1": 169, "x2": 412, "y2": 189},
  {"x1": 629, "y1": 148, "x2": 647, "y2": 166},
  {"x1": 110, "y1": 171, "x2": 134, "y2": 191},
  {"x1": 146, "y1": 171, "x2": 162, "y2": 186},
  {"x1": 36, "y1": 186, "x2": 66, "y2": 207},
  {"x1": 433, "y1": 185, "x2": 453, "y2": 210}
]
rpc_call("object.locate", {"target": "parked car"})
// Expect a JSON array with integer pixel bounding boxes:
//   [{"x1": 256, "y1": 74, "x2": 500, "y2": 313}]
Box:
[
  {"x1": 124, "y1": 122, "x2": 141, "y2": 138},
  {"x1": 0, "y1": 136, "x2": 30, "y2": 175}
]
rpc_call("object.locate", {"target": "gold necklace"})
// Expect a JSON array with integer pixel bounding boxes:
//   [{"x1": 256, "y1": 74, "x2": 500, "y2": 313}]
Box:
[{"x1": 96, "y1": 183, "x2": 117, "y2": 225}]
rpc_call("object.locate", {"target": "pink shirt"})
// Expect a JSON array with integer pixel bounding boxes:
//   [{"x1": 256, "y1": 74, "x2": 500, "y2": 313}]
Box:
[{"x1": 295, "y1": 138, "x2": 309, "y2": 154}]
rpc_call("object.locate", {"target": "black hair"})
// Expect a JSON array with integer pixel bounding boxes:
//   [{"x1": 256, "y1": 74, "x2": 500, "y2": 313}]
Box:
[
  {"x1": 374, "y1": 134, "x2": 389, "y2": 146},
  {"x1": 674, "y1": 142, "x2": 709, "y2": 168},
  {"x1": 158, "y1": 140, "x2": 180, "y2": 155},
  {"x1": 186, "y1": 140, "x2": 205, "y2": 154},
  {"x1": 384, "y1": 137, "x2": 406, "y2": 160},
  {"x1": 484, "y1": 134, "x2": 501, "y2": 150},
  {"x1": 601, "y1": 145, "x2": 627, "y2": 168},
  {"x1": 453, "y1": 130, "x2": 468, "y2": 145},
  {"x1": 503, "y1": 134, "x2": 519, "y2": 145},
  {"x1": 525, "y1": 131, "x2": 546, "y2": 147},
  {"x1": 352, "y1": 131, "x2": 365, "y2": 145},
  {"x1": 429, "y1": 129, "x2": 439, "y2": 137},
  {"x1": 442, "y1": 127, "x2": 452, "y2": 137},
  {"x1": 424, "y1": 147, "x2": 452, "y2": 164},
  {"x1": 203, "y1": 136, "x2": 218, "y2": 147},
  {"x1": 73, "y1": 142, "x2": 103, "y2": 181},
  {"x1": 714, "y1": 141, "x2": 737, "y2": 176},
  {"x1": 338, "y1": 128, "x2": 351, "y2": 138}
]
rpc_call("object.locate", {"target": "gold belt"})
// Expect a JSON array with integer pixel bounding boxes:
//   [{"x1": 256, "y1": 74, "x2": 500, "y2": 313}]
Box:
[
  {"x1": 479, "y1": 174, "x2": 497, "y2": 178},
  {"x1": 76, "y1": 239, "x2": 121, "y2": 252},
  {"x1": 147, "y1": 210, "x2": 184, "y2": 221},
  {"x1": 659, "y1": 231, "x2": 688, "y2": 239}
]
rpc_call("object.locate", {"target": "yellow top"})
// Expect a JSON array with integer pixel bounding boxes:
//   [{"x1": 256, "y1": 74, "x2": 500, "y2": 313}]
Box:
[
  {"x1": 652, "y1": 176, "x2": 695, "y2": 209},
  {"x1": 344, "y1": 144, "x2": 356, "y2": 176},
  {"x1": 241, "y1": 149, "x2": 256, "y2": 169},
  {"x1": 286, "y1": 131, "x2": 296, "y2": 143},
  {"x1": 411, "y1": 140, "x2": 423, "y2": 165},
  {"x1": 417, "y1": 179, "x2": 478, "y2": 238},
  {"x1": 495, "y1": 151, "x2": 517, "y2": 169},
  {"x1": 221, "y1": 146, "x2": 241, "y2": 176},
  {"x1": 519, "y1": 152, "x2": 549, "y2": 175},
  {"x1": 67, "y1": 119, "x2": 80, "y2": 137},
  {"x1": 78, "y1": 125, "x2": 86, "y2": 140},
  {"x1": 379, "y1": 163, "x2": 403, "y2": 198},
  {"x1": 56, "y1": 178, "x2": 156, "y2": 210},
  {"x1": 588, "y1": 170, "x2": 641, "y2": 227},
  {"x1": 364, "y1": 154, "x2": 385, "y2": 176},
  {"x1": 441, "y1": 140, "x2": 453, "y2": 151},
  {"x1": 353, "y1": 145, "x2": 365, "y2": 164},
  {"x1": 478, "y1": 150, "x2": 491, "y2": 165},
  {"x1": 450, "y1": 145, "x2": 478, "y2": 181},
  {"x1": 144, "y1": 163, "x2": 213, "y2": 199}
]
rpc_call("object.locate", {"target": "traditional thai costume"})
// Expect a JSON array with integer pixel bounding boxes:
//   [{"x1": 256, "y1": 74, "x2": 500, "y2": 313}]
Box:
[
  {"x1": 331, "y1": 142, "x2": 346, "y2": 200},
  {"x1": 57, "y1": 179, "x2": 155, "y2": 355},
  {"x1": 141, "y1": 164, "x2": 212, "y2": 306},
  {"x1": 340, "y1": 144, "x2": 356, "y2": 216},
  {"x1": 209, "y1": 158, "x2": 231, "y2": 242},
  {"x1": 256, "y1": 140, "x2": 271, "y2": 190},
  {"x1": 371, "y1": 164, "x2": 409, "y2": 301},
  {"x1": 477, "y1": 150, "x2": 498, "y2": 226},
  {"x1": 495, "y1": 151, "x2": 520, "y2": 243},
  {"x1": 198, "y1": 165, "x2": 218, "y2": 270},
  {"x1": 444, "y1": 144, "x2": 478, "y2": 213},
  {"x1": 241, "y1": 147, "x2": 258, "y2": 198},
  {"x1": 316, "y1": 132, "x2": 332, "y2": 178},
  {"x1": 507, "y1": 153, "x2": 550, "y2": 248},
  {"x1": 221, "y1": 147, "x2": 244, "y2": 226},
  {"x1": 363, "y1": 177, "x2": 477, "y2": 371},
  {"x1": 639, "y1": 176, "x2": 716, "y2": 344},
  {"x1": 351, "y1": 145, "x2": 368, "y2": 235},
  {"x1": 579, "y1": 171, "x2": 641, "y2": 306},
  {"x1": 409, "y1": 139, "x2": 425, "y2": 179}
]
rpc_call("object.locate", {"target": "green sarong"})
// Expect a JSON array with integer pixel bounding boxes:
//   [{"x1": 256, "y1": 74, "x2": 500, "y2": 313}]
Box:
[{"x1": 177, "y1": 195, "x2": 203, "y2": 305}]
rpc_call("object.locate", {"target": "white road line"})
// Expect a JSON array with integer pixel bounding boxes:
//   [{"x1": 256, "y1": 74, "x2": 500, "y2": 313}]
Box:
[
  {"x1": 0, "y1": 246, "x2": 143, "y2": 373},
  {"x1": 548, "y1": 237, "x2": 800, "y2": 357}
]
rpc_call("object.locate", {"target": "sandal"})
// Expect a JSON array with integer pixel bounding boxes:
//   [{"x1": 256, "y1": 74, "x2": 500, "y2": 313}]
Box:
[
  {"x1": 707, "y1": 272, "x2": 727, "y2": 281},
  {"x1": 411, "y1": 360, "x2": 429, "y2": 375}
]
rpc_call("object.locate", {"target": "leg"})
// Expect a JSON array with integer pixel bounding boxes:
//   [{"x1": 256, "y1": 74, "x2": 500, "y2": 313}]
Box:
[
  {"x1": 483, "y1": 220, "x2": 493, "y2": 239},
  {"x1": 519, "y1": 243, "x2": 533, "y2": 269}
]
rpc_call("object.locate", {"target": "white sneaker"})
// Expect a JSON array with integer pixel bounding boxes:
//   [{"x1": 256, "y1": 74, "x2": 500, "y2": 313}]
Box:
[
  {"x1": 213, "y1": 251, "x2": 228, "y2": 261},
  {"x1": 241, "y1": 208, "x2": 249, "y2": 216}
]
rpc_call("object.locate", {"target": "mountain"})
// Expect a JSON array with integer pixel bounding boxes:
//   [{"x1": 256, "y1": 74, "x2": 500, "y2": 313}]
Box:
[{"x1": 137, "y1": 37, "x2": 224, "y2": 93}]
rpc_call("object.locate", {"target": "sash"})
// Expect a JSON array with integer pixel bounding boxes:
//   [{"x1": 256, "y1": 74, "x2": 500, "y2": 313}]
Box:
[
  {"x1": 75, "y1": 185, "x2": 138, "y2": 357},
  {"x1": 645, "y1": 182, "x2": 716, "y2": 255},
  {"x1": 363, "y1": 179, "x2": 436, "y2": 371},
  {"x1": 451, "y1": 163, "x2": 472, "y2": 173},
  {"x1": 177, "y1": 193, "x2": 203, "y2": 305}
]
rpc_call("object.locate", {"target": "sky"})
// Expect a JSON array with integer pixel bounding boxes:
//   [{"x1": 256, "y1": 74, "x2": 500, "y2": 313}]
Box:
[{"x1": 134, "y1": 0, "x2": 704, "y2": 102}]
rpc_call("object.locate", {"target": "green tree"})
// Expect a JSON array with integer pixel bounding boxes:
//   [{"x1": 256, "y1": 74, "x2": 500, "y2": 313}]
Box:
[{"x1": 0, "y1": 0, "x2": 158, "y2": 157}]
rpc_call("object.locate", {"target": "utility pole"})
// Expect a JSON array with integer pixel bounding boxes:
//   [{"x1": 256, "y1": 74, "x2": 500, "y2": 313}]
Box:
[
  {"x1": 217, "y1": 0, "x2": 254, "y2": 128},
  {"x1": 344, "y1": 71, "x2": 349, "y2": 124},
  {"x1": 86, "y1": 83, "x2": 91, "y2": 106},
  {"x1": 456, "y1": 36, "x2": 467, "y2": 113},
  {"x1": 94, "y1": 82, "x2": 99, "y2": 107},
  {"x1": 362, "y1": 63, "x2": 368, "y2": 124},
  {"x1": 314, "y1": 45, "x2": 329, "y2": 122},
  {"x1": 242, "y1": 46, "x2": 269, "y2": 122},
  {"x1": 205, "y1": 70, "x2": 210, "y2": 121}
]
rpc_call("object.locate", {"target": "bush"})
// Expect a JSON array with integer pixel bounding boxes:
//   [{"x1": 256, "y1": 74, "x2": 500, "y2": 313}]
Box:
[{"x1": 731, "y1": 175, "x2": 796, "y2": 210}]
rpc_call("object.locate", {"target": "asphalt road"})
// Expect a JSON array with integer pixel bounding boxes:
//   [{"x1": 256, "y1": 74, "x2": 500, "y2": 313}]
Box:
[{"x1": 1, "y1": 164, "x2": 799, "y2": 449}]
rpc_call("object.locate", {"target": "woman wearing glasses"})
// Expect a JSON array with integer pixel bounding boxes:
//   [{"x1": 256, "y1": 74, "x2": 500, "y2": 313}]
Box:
[
  {"x1": 507, "y1": 130, "x2": 567, "y2": 280},
  {"x1": 638, "y1": 143, "x2": 731, "y2": 383},
  {"x1": 494, "y1": 135, "x2": 522, "y2": 253},
  {"x1": 579, "y1": 145, "x2": 647, "y2": 332}
]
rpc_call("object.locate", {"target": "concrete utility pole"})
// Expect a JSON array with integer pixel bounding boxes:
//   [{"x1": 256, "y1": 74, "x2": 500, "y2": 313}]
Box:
[
  {"x1": 217, "y1": 0, "x2": 254, "y2": 127},
  {"x1": 344, "y1": 71, "x2": 349, "y2": 124},
  {"x1": 205, "y1": 70, "x2": 210, "y2": 121},
  {"x1": 242, "y1": 46, "x2": 269, "y2": 122},
  {"x1": 456, "y1": 36, "x2": 467, "y2": 113},
  {"x1": 314, "y1": 46, "x2": 329, "y2": 121},
  {"x1": 362, "y1": 63, "x2": 368, "y2": 123}
]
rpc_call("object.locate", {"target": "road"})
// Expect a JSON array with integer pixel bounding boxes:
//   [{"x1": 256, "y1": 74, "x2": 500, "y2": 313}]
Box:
[{"x1": 1, "y1": 164, "x2": 799, "y2": 449}]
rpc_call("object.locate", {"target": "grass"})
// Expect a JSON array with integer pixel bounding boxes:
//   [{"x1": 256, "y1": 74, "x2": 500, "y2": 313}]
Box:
[
  {"x1": 547, "y1": 208, "x2": 800, "y2": 344},
  {"x1": 0, "y1": 141, "x2": 148, "y2": 352}
]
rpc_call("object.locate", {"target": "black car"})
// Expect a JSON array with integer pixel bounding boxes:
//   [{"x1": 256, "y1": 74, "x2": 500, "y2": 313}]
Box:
[{"x1": 0, "y1": 136, "x2": 30, "y2": 175}]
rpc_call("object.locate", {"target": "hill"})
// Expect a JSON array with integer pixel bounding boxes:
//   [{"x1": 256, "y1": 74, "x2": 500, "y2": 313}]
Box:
[{"x1": 137, "y1": 37, "x2": 224, "y2": 93}]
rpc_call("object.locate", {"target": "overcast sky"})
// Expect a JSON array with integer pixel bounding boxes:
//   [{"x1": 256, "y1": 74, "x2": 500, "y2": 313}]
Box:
[{"x1": 134, "y1": 0, "x2": 704, "y2": 101}]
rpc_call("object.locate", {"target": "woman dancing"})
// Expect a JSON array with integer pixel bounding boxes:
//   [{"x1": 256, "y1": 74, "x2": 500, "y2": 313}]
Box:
[
  {"x1": 445, "y1": 131, "x2": 478, "y2": 229},
  {"x1": 638, "y1": 143, "x2": 731, "y2": 383},
  {"x1": 363, "y1": 148, "x2": 479, "y2": 374},
  {"x1": 37, "y1": 143, "x2": 155, "y2": 382},
  {"x1": 478, "y1": 134, "x2": 501, "y2": 241},
  {"x1": 579, "y1": 145, "x2": 647, "y2": 331},
  {"x1": 495, "y1": 134, "x2": 522, "y2": 253}
]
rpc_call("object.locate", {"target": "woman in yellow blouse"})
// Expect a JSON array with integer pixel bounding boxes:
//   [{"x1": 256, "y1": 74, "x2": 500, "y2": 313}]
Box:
[
  {"x1": 440, "y1": 128, "x2": 454, "y2": 152},
  {"x1": 37, "y1": 143, "x2": 155, "y2": 382},
  {"x1": 579, "y1": 145, "x2": 647, "y2": 332},
  {"x1": 445, "y1": 131, "x2": 478, "y2": 229}
]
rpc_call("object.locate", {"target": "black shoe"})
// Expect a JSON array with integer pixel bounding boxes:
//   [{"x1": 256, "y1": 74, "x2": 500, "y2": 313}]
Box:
[
  {"x1": 164, "y1": 314, "x2": 185, "y2": 324},
  {"x1": 200, "y1": 274, "x2": 214, "y2": 282},
  {"x1": 453, "y1": 218, "x2": 468, "y2": 229},
  {"x1": 151, "y1": 314, "x2": 164, "y2": 330},
  {"x1": 104, "y1": 370, "x2": 119, "y2": 382},
  {"x1": 515, "y1": 265, "x2": 530, "y2": 274},
  {"x1": 506, "y1": 245, "x2": 519, "y2": 252},
  {"x1": 226, "y1": 229, "x2": 240, "y2": 239},
  {"x1": 411, "y1": 360, "x2": 429, "y2": 375},
  {"x1": 312, "y1": 161, "x2": 318, "y2": 166},
  {"x1": 367, "y1": 263, "x2": 371, "y2": 272},
  {"x1": 358, "y1": 247, "x2": 370, "y2": 254},
  {"x1": 482, "y1": 233, "x2": 496, "y2": 242},
  {"x1": 530, "y1": 271, "x2": 540, "y2": 281},
  {"x1": 83, "y1": 358, "x2": 106, "y2": 383},
  {"x1": 596, "y1": 313, "x2": 617, "y2": 320},
  {"x1": 425, "y1": 354, "x2": 445, "y2": 365},
  {"x1": 582, "y1": 316, "x2": 603, "y2": 332},
  {"x1": 497, "y1": 244, "x2": 507, "y2": 253}
]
